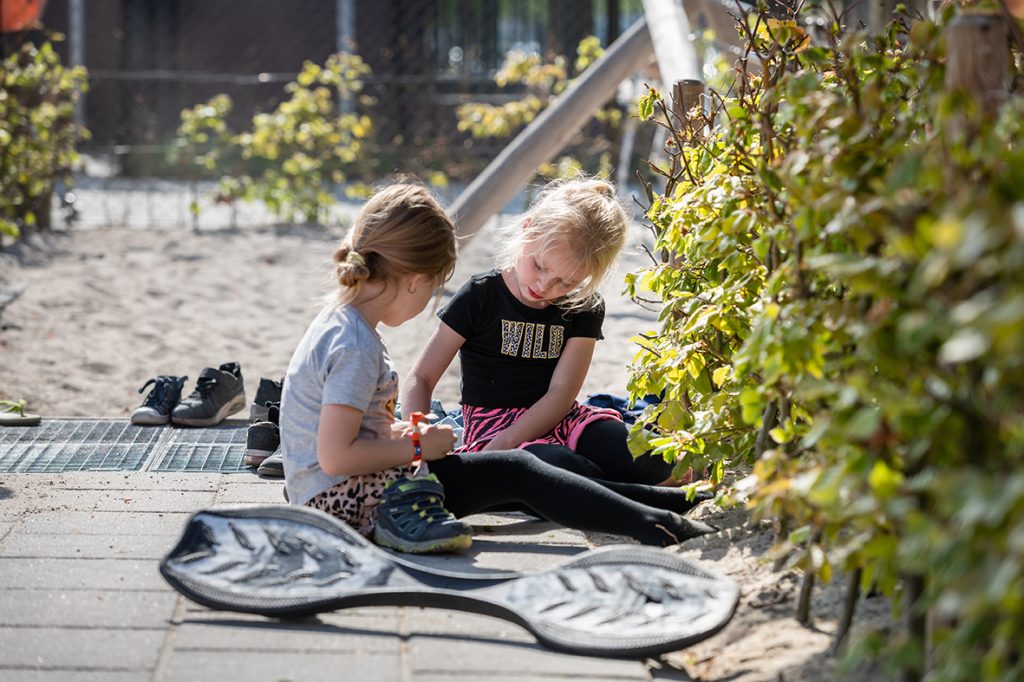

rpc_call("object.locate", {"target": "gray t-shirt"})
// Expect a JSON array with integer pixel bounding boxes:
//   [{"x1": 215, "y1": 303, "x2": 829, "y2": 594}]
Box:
[{"x1": 281, "y1": 304, "x2": 399, "y2": 506}]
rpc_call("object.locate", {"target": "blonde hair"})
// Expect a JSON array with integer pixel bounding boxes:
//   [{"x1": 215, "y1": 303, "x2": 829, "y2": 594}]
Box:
[
  {"x1": 332, "y1": 183, "x2": 457, "y2": 305},
  {"x1": 496, "y1": 177, "x2": 628, "y2": 310}
]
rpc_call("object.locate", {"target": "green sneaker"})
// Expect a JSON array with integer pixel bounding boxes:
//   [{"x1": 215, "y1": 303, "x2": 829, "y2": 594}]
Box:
[{"x1": 373, "y1": 474, "x2": 472, "y2": 554}]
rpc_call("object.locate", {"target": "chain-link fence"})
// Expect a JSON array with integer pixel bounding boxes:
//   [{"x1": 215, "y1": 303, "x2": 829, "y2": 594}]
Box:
[{"x1": 11, "y1": 0, "x2": 649, "y2": 229}]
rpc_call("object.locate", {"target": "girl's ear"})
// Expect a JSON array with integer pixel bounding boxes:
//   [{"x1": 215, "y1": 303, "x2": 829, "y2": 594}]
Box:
[
  {"x1": 408, "y1": 273, "x2": 432, "y2": 294},
  {"x1": 522, "y1": 217, "x2": 531, "y2": 230}
]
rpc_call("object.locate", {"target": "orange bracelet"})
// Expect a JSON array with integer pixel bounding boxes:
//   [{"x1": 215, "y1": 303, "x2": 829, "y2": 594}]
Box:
[{"x1": 410, "y1": 411, "x2": 424, "y2": 462}]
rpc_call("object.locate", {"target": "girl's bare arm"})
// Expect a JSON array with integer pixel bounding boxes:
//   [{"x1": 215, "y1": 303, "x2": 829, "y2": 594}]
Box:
[
  {"x1": 317, "y1": 404, "x2": 454, "y2": 476},
  {"x1": 400, "y1": 322, "x2": 465, "y2": 416}
]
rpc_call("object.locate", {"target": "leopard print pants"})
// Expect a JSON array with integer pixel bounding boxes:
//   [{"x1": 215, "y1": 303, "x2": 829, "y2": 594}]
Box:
[{"x1": 305, "y1": 464, "x2": 419, "y2": 536}]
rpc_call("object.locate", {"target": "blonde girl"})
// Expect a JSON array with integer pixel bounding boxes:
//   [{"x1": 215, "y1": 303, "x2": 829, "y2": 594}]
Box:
[{"x1": 401, "y1": 178, "x2": 676, "y2": 486}]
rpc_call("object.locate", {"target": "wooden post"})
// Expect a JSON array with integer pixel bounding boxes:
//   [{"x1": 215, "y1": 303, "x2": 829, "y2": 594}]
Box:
[
  {"x1": 672, "y1": 78, "x2": 705, "y2": 143},
  {"x1": 945, "y1": 12, "x2": 1009, "y2": 118}
]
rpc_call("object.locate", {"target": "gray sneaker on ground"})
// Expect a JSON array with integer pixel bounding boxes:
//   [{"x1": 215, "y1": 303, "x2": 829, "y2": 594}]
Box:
[
  {"x1": 171, "y1": 362, "x2": 246, "y2": 427},
  {"x1": 249, "y1": 377, "x2": 283, "y2": 423},
  {"x1": 131, "y1": 375, "x2": 188, "y2": 425},
  {"x1": 373, "y1": 474, "x2": 472, "y2": 554},
  {"x1": 256, "y1": 449, "x2": 284, "y2": 477}
]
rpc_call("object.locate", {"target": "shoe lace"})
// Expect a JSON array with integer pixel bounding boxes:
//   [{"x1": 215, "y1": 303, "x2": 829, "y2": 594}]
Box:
[
  {"x1": 138, "y1": 377, "x2": 169, "y2": 408},
  {"x1": 194, "y1": 375, "x2": 218, "y2": 397},
  {"x1": 407, "y1": 494, "x2": 453, "y2": 524}
]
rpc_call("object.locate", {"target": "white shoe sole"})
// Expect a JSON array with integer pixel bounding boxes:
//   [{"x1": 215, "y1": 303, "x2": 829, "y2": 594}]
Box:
[
  {"x1": 130, "y1": 411, "x2": 170, "y2": 426},
  {"x1": 243, "y1": 449, "x2": 274, "y2": 467}
]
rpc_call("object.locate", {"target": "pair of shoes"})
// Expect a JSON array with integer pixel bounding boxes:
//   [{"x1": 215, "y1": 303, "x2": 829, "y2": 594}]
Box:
[
  {"x1": 373, "y1": 474, "x2": 472, "y2": 554},
  {"x1": 244, "y1": 403, "x2": 279, "y2": 468},
  {"x1": 131, "y1": 363, "x2": 246, "y2": 427},
  {"x1": 247, "y1": 376, "x2": 285, "y2": 475},
  {"x1": 131, "y1": 376, "x2": 189, "y2": 425}
]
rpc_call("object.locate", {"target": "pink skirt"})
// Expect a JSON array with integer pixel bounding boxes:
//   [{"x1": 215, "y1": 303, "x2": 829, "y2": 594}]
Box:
[{"x1": 455, "y1": 401, "x2": 621, "y2": 453}]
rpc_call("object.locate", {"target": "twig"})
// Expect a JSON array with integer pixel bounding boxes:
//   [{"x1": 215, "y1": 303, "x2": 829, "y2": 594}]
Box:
[
  {"x1": 795, "y1": 528, "x2": 823, "y2": 625},
  {"x1": 832, "y1": 567, "x2": 862, "y2": 654},
  {"x1": 755, "y1": 401, "x2": 780, "y2": 458}
]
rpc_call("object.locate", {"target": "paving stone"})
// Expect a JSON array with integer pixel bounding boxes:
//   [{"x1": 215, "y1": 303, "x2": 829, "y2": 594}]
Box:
[
  {"x1": 0, "y1": 671, "x2": 150, "y2": 682},
  {"x1": 0, "y1": 488, "x2": 214, "y2": 514},
  {"x1": 182, "y1": 604, "x2": 400, "y2": 625},
  {"x1": 91, "y1": 489, "x2": 216, "y2": 513},
  {"x1": 411, "y1": 671, "x2": 643, "y2": 675},
  {"x1": 0, "y1": 532, "x2": 175, "y2": 559},
  {"x1": 1, "y1": 472, "x2": 222, "y2": 491},
  {"x1": 0, "y1": 589, "x2": 176, "y2": 628},
  {"x1": 0, "y1": 626, "x2": 163, "y2": 669},
  {"x1": 408, "y1": 637, "x2": 647, "y2": 678},
  {"x1": 175, "y1": 611, "x2": 400, "y2": 653},
  {"x1": 0, "y1": 557, "x2": 167, "y2": 590},
  {"x1": 215, "y1": 480, "x2": 288, "y2": 504},
  {"x1": 404, "y1": 609, "x2": 533, "y2": 642},
  {"x1": 17, "y1": 510, "x2": 192, "y2": 536},
  {"x1": 161, "y1": 651, "x2": 401, "y2": 682}
]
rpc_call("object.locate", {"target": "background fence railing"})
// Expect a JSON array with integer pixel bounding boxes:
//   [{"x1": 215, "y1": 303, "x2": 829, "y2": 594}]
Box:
[{"x1": 35, "y1": 0, "x2": 645, "y2": 180}]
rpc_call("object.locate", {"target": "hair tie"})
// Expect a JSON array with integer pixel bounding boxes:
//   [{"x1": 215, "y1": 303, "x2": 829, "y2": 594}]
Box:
[{"x1": 346, "y1": 250, "x2": 366, "y2": 267}]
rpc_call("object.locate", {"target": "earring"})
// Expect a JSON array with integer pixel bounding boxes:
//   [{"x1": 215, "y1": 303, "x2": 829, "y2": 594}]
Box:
[{"x1": 407, "y1": 283, "x2": 417, "y2": 294}]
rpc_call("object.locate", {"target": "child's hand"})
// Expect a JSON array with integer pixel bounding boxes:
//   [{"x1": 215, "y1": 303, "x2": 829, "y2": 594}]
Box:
[
  {"x1": 481, "y1": 429, "x2": 517, "y2": 452},
  {"x1": 419, "y1": 424, "x2": 456, "y2": 461}
]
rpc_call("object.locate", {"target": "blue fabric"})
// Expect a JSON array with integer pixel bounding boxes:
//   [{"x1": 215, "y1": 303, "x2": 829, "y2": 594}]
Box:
[{"x1": 583, "y1": 394, "x2": 661, "y2": 424}]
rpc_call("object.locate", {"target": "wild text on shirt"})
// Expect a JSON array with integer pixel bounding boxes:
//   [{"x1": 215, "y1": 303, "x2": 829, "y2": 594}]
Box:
[{"x1": 500, "y1": 320, "x2": 565, "y2": 359}]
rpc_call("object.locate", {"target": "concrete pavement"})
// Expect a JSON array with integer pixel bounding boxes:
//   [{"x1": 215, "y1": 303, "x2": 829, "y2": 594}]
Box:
[{"x1": 0, "y1": 472, "x2": 692, "y2": 681}]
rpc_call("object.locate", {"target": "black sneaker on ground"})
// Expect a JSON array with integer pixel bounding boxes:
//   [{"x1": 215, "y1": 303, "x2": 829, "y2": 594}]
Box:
[
  {"x1": 244, "y1": 404, "x2": 280, "y2": 467},
  {"x1": 131, "y1": 375, "x2": 189, "y2": 426},
  {"x1": 256, "y1": 449, "x2": 284, "y2": 478},
  {"x1": 373, "y1": 474, "x2": 473, "y2": 554},
  {"x1": 171, "y1": 362, "x2": 246, "y2": 427},
  {"x1": 249, "y1": 378, "x2": 283, "y2": 423}
]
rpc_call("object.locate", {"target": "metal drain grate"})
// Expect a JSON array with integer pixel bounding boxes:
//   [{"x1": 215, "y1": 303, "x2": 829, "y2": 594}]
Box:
[
  {"x1": 152, "y1": 423, "x2": 249, "y2": 473},
  {"x1": 0, "y1": 419, "x2": 251, "y2": 473}
]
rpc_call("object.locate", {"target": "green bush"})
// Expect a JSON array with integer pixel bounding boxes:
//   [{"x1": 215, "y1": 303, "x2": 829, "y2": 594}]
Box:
[
  {"x1": 630, "y1": 5, "x2": 1023, "y2": 679},
  {"x1": 0, "y1": 36, "x2": 89, "y2": 240},
  {"x1": 174, "y1": 52, "x2": 376, "y2": 225}
]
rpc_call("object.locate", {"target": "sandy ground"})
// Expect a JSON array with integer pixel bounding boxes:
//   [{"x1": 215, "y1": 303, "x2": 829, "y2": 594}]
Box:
[{"x1": 0, "y1": 217, "x2": 893, "y2": 681}]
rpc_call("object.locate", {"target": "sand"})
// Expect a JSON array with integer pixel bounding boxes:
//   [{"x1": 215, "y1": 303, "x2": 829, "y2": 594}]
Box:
[{"x1": 0, "y1": 218, "x2": 893, "y2": 681}]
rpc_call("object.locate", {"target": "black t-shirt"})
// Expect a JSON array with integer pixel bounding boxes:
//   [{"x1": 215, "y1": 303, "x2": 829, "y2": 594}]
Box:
[{"x1": 438, "y1": 270, "x2": 604, "y2": 408}]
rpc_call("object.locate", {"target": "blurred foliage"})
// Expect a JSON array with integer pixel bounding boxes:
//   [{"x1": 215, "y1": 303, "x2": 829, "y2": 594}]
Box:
[
  {"x1": 0, "y1": 35, "x2": 89, "y2": 240},
  {"x1": 456, "y1": 35, "x2": 623, "y2": 181},
  {"x1": 176, "y1": 53, "x2": 412, "y2": 225},
  {"x1": 629, "y1": 3, "x2": 1024, "y2": 679}
]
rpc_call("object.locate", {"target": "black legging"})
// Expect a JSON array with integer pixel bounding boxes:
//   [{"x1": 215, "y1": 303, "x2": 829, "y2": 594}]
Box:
[
  {"x1": 523, "y1": 443, "x2": 706, "y2": 515},
  {"x1": 429, "y1": 449, "x2": 713, "y2": 546},
  {"x1": 573, "y1": 418, "x2": 675, "y2": 484}
]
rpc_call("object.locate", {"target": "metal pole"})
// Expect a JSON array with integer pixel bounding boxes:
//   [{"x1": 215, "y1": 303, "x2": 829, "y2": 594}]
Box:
[
  {"x1": 336, "y1": 0, "x2": 355, "y2": 113},
  {"x1": 448, "y1": 18, "x2": 655, "y2": 241},
  {"x1": 642, "y1": 0, "x2": 701, "y2": 86},
  {"x1": 69, "y1": 0, "x2": 85, "y2": 126}
]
